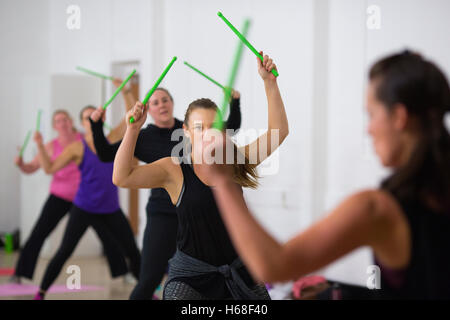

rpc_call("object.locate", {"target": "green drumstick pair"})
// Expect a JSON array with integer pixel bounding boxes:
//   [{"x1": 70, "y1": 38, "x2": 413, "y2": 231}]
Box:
[{"x1": 212, "y1": 17, "x2": 251, "y2": 130}]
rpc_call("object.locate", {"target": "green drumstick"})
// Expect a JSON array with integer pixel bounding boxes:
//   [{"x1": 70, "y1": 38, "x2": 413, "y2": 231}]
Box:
[
  {"x1": 217, "y1": 12, "x2": 278, "y2": 77},
  {"x1": 183, "y1": 61, "x2": 225, "y2": 90},
  {"x1": 19, "y1": 130, "x2": 32, "y2": 157},
  {"x1": 103, "y1": 69, "x2": 136, "y2": 110},
  {"x1": 213, "y1": 19, "x2": 250, "y2": 130},
  {"x1": 130, "y1": 56, "x2": 177, "y2": 123},
  {"x1": 76, "y1": 66, "x2": 114, "y2": 80},
  {"x1": 36, "y1": 109, "x2": 42, "y2": 132}
]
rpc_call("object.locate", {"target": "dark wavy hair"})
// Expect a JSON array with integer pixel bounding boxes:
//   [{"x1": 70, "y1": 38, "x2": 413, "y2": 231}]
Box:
[{"x1": 370, "y1": 50, "x2": 450, "y2": 212}]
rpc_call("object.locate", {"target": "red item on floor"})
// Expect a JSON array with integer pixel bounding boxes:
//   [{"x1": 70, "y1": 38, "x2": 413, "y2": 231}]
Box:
[
  {"x1": 292, "y1": 275, "x2": 327, "y2": 299},
  {"x1": 0, "y1": 268, "x2": 15, "y2": 276}
]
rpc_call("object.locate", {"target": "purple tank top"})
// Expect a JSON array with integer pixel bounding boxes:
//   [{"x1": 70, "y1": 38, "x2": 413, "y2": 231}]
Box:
[{"x1": 73, "y1": 139, "x2": 120, "y2": 214}]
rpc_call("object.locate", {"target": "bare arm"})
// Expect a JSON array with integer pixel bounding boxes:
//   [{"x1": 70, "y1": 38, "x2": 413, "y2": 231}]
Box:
[
  {"x1": 113, "y1": 101, "x2": 178, "y2": 198},
  {"x1": 239, "y1": 53, "x2": 289, "y2": 166},
  {"x1": 107, "y1": 78, "x2": 137, "y2": 143},
  {"x1": 212, "y1": 177, "x2": 400, "y2": 283},
  {"x1": 34, "y1": 132, "x2": 82, "y2": 174},
  {"x1": 15, "y1": 142, "x2": 53, "y2": 174},
  {"x1": 113, "y1": 128, "x2": 171, "y2": 189}
]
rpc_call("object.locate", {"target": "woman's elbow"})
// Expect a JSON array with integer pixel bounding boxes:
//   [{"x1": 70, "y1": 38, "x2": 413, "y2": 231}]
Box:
[
  {"x1": 269, "y1": 125, "x2": 289, "y2": 146},
  {"x1": 252, "y1": 266, "x2": 275, "y2": 283},
  {"x1": 252, "y1": 263, "x2": 286, "y2": 284},
  {"x1": 282, "y1": 128, "x2": 289, "y2": 143},
  {"x1": 252, "y1": 252, "x2": 297, "y2": 283},
  {"x1": 278, "y1": 127, "x2": 289, "y2": 146},
  {"x1": 112, "y1": 174, "x2": 125, "y2": 188}
]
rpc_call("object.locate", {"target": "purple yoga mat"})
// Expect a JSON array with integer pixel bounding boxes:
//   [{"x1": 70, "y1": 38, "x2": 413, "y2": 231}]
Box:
[{"x1": 0, "y1": 283, "x2": 104, "y2": 297}]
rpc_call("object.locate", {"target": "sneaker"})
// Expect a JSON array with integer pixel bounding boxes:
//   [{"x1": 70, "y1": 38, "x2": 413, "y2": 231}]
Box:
[{"x1": 33, "y1": 292, "x2": 44, "y2": 300}]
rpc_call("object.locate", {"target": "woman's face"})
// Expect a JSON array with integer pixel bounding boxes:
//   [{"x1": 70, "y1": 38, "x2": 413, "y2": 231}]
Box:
[
  {"x1": 183, "y1": 108, "x2": 217, "y2": 159},
  {"x1": 148, "y1": 90, "x2": 174, "y2": 125},
  {"x1": 366, "y1": 80, "x2": 407, "y2": 168},
  {"x1": 53, "y1": 113, "x2": 74, "y2": 135}
]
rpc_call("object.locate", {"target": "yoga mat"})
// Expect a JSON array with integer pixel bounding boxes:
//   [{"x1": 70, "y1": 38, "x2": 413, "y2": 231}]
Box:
[{"x1": 0, "y1": 284, "x2": 104, "y2": 297}]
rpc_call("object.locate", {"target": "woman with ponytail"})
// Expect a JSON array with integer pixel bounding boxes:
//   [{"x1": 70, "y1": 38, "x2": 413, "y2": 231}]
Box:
[
  {"x1": 113, "y1": 53, "x2": 288, "y2": 299},
  {"x1": 200, "y1": 50, "x2": 450, "y2": 299}
]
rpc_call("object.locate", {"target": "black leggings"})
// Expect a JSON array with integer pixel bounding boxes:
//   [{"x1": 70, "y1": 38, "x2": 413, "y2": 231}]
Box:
[
  {"x1": 40, "y1": 205, "x2": 141, "y2": 291},
  {"x1": 14, "y1": 194, "x2": 72, "y2": 279},
  {"x1": 129, "y1": 209, "x2": 178, "y2": 300}
]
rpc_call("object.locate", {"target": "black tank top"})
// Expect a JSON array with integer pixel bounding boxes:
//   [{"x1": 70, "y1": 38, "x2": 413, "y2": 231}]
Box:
[
  {"x1": 176, "y1": 159, "x2": 242, "y2": 266},
  {"x1": 376, "y1": 196, "x2": 450, "y2": 299},
  {"x1": 174, "y1": 158, "x2": 257, "y2": 298}
]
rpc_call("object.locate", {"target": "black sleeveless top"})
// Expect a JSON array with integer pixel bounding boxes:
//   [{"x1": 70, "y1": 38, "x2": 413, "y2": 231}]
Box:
[
  {"x1": 175, "y1": 158, "x2": 257, "y2": 297},
  {"x1": 376, "y1": 196, "x2": 450, "y2": 299}
]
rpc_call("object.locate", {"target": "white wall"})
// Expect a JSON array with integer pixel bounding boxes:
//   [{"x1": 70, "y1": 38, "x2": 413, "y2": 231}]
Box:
[{"x1": 0, "y1": 0, "x2": 50, "y2": 234}]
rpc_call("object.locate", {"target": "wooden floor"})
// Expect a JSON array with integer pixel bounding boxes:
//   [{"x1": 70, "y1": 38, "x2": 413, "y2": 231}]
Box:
[{"x1": 0, "y1": 251, "x2": 164, "y2": 300}]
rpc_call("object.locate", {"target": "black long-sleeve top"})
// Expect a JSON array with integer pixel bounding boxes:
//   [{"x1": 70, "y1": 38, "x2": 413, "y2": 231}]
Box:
[{"x1": 90, "y1": 98, "x2": 241, "y2": 214}]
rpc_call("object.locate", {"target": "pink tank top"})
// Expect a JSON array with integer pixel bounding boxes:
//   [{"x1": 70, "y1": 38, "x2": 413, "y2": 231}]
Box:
[{"x1": 49, "y1": 132, "x2": 82, "y2": 202}]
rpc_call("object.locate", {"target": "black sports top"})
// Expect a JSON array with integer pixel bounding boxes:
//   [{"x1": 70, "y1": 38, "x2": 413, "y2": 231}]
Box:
[
  {"x1": 375, "y1": 196, "x2": 450, "y2": 299},
  {"x1": 174, "y1": 158, "x2": 257, "y2": 298}
]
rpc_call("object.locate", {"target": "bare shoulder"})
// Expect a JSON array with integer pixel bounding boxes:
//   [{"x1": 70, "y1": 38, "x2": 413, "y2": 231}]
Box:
[
  {"x1": 350, "y1": 189, "x2": 406, "y2": 231},
  {"x1": 159, "y1": 156, "x2": 181, "y2": 170},
  {"x1": 339, "y1": 189, "x2": 405, "y2": 225},
  {"x1": 66, "y1": 140, "x2": 84, "y2": 163},
  {"x1": 369, "y1": 189, "x2": 405, "y2": 223}
]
